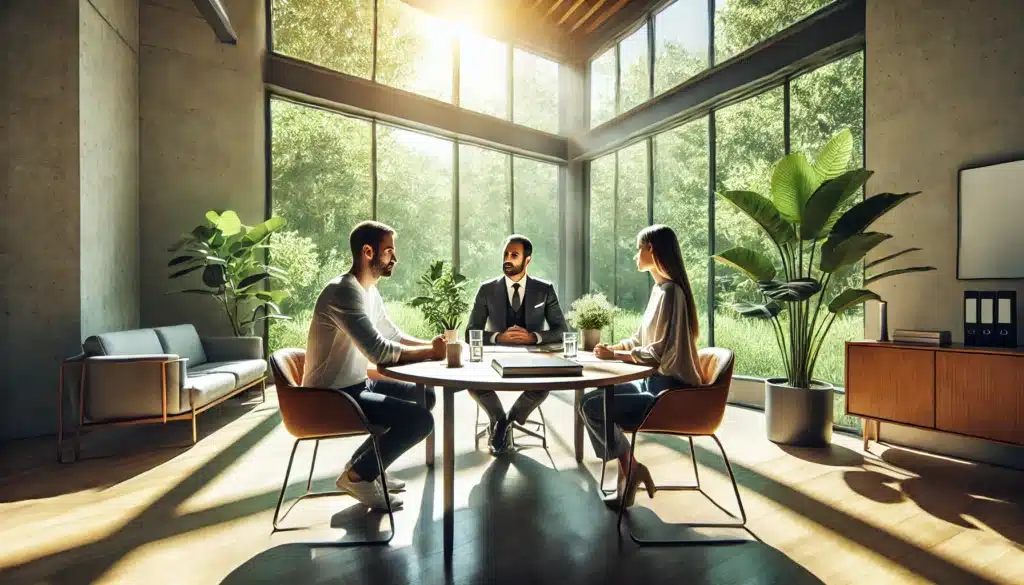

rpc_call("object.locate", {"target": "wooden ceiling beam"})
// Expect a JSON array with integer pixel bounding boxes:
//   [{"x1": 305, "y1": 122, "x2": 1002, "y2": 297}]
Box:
[
  {"x1": 558, "y1": 0, "x2": 589, "y2": 25},
  {"x1": 569, "y1": 0, "x2": 608, "y2": 33}
]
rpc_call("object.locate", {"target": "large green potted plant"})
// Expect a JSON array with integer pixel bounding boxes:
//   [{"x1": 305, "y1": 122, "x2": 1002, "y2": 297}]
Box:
[
  {"x1": 167, "y1": 210, "x2": 291, "y2": 337},
  {"x1": 566, "y1": 292, "x2": 618, "y2": 350},
  {"x1": 713, "y1": 129, "x2": 934, "y2": 446},
  {"x1": 411, "y1": 260, "x2": 470, "y2": 341}
]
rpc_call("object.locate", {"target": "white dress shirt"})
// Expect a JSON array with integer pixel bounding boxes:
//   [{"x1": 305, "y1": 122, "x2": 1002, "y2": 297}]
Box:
[{"x1": 493, "y1": 274, "x2": 543, "y2": 344}]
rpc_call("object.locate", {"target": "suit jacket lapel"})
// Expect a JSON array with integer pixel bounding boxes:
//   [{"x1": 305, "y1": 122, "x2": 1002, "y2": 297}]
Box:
[{"x1": 490, "y1": 279, "x2": 507, "y2": 331}]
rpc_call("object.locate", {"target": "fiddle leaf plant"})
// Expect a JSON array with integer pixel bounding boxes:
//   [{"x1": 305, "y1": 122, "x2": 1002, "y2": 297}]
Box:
[
  {"x1": 410, "y1": 260, "x2": 470, "y2": 334},
  {"x1": 712, "y1": 129, "x2": 935, "y2": 389},
  {"x1": 167, "y1": 210, "x2": 291, "y2": 336}
]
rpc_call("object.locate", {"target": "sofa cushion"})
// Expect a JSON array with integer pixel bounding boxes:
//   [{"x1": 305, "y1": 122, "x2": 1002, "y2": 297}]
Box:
[
  {"x1": 189, "y1": 359, "x2": 267, "y2": 388},
  {"x1": 154, "y1": 325, "x2": 207, "y2": 366},
  {"x1": 83, "y1": 329, "x2": 164, "y2": 357},
  {"x1": 181, "y1": 371, "x2": 237, "y2": 412}
]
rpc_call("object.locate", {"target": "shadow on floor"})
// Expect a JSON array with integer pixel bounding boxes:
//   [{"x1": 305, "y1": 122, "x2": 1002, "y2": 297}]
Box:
[
  {"x1": 0, "y1": 390, "x2": 268, "y2": 503},
  {"x1": 220, "y1": 451, "x2": 819, "y2": 585}
]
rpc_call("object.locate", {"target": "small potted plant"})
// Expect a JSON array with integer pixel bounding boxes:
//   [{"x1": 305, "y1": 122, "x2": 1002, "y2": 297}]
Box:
[
  {"x1": 566, "y1": 292, "x2": 617, "y2": 351},
  {"x1": 411, "y1": 260, "x2": 470, "y2": 342}
]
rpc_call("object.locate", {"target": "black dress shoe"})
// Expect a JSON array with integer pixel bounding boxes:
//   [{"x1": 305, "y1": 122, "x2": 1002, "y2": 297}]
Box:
[{"x1": 488, "y1": 419, "x2": 512, "y2": 455}]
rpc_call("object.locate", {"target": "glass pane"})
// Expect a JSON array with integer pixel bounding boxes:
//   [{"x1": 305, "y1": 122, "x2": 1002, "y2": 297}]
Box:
[
  {"x1": 460, "y1": 31, "x2": 509, "y2": 119},
  {"x1": 619, "y1": 24, "x2": 650, "y2": 113},
  {"x1": 376, "y1": 125, "x2": 454, "y2": 338},
  {"x1": 513, "y1": 157, "x2": 559, "y2": 283},
  {"x1": 271, "y1": 0, "x2": 373, "y2": 78},
  {"x1": 377, "y1": 0, "x2": 454, "y2": 103},
  {"x1": 268, "y1": 99, "x2": 372, "y2": 353},
  {"x1": 615, "y1": 141, "x2": 650, "y2": 316},
  {"x1": 653, "y1": 117, "x2": 710, "y2": 348},
  {"x1": 715, "y1": 0, "x2": 834, "y2": 65},
  {"x1": 513, "y1": 49, "x2": 559, "y2": 133},
  {"x1": 792, "y1": 52, "x2": 866, "y2": 387},
  {"x1": 459, "y1": 144, "x2": 511, "y2": 292},
  {"x1": 589, "y1": 153, "x2": 616, "y2": 341},
  {"x1": 590, "y1": 48, "x2": 615, "y2": 127},
  {"x1": 654, "y1": 0, "x2": 709, "y2": 96},
  {"x1": 714, "y1": 88, "x2": 785, "y2": 378}
]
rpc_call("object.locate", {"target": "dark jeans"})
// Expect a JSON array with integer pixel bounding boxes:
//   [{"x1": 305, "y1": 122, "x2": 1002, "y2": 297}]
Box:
[
  {"x1": 468, "y1": 389, "x2": 548, "y2": 425},
  {"x1": 579, "y1": 375, "x2": 683, "y2": 461},
  {"x1": 341, "y1": 378, "x2": 436, "y2": 482}
]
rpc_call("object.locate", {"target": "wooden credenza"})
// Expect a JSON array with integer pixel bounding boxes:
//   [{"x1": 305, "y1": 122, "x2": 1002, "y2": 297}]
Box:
[{"x1": 846, "y1": 341, "x2": 1024, "y2": 448}]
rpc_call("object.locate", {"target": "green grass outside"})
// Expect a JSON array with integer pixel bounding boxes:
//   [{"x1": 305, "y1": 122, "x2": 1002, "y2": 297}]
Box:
[{"x1": 270, "y1": 302, "x2": 863, "y2": 429}]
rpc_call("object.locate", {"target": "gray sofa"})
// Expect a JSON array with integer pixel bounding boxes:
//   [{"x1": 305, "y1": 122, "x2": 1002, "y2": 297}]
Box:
[{"x1": 58, "y1": 324, "x2": 267, "y2": 461}]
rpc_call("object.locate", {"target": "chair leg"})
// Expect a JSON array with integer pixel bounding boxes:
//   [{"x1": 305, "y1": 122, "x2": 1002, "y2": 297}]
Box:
[
  {"x1": 272, "y1": 437, "x2": 395, "y2": 546},
  {"x1": 618, "y1": 432, "x2": 747, "y2": 546},
  {"x1": 306, "y1": 440, "x2": 319, "y2": 492}
]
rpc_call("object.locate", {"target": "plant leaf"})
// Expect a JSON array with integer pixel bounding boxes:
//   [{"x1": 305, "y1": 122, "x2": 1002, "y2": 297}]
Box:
[
  {"x1": 863, "y1": 266, "x2": 936, "y2": 286},
  {"x1": 168, "y1": 288, "x2": 219, "y2": 296},
  {"x1": 237, "y1": 272, "x2": 270, "y2": 289},
  {"x1": 409, "y1": 296, "x2": 434, "y2": 307},
  {"x1": 168, "y1": 255, "x2": 198, "y2": 267},
  {"x1": 771, "y1": 152, "x2": 818, "y2": 222},
  {"x1": 800, "y1": 169, "x2": 874, "y2": 240},
  {"x1": 831, "y1": 192, "x2": 920, "y2": 239},
  {"x1": 733, "y1": 301, "x2": 782, "y2": 319},
  {"x1": 757, "y1": 278, "x2": 822, "y2": 302},
  {"x1": 828, "y1": 289, "x2": 881, "y2": 314},
  {"x1": 811, "y1": 129, "x2": 854, "y2": 180},
  {"x1": 712, "y1": 247, "x2": 777, "y2": 282},
  {"x1": 202, "y1": 264, "x2": 227, "y2": 288},
  {"x1": 820, "y1": 232, "x2": 891, "y2": 273},
  {"x1": 718, "y1": 190, "x2": 795, "y2": 245},
  {"x1": 169, "y1": 265, "x2": 204, "y2": 279},
  {"x1": 864, "y1": 247, "x2": 922, "y2": 269}
]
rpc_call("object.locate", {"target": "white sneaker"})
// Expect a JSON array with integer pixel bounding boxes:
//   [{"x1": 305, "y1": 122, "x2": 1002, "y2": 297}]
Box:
[
  {"x1": 341, "y1": 461, "x2": 406, "y2": 492},
  {"x1": 336, "y1": 472, "x2": 403, "y2": 511}
]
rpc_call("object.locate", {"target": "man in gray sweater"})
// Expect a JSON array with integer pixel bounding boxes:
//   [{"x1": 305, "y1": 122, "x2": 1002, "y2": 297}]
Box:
[{"x1": 303, "y1": 220, "x2": 445, "y2": 511}]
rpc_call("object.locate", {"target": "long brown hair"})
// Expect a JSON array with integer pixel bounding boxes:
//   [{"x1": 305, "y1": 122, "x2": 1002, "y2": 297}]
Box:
[{"x1": 638, "y1": 224, "x2": 700, "y2": 340}]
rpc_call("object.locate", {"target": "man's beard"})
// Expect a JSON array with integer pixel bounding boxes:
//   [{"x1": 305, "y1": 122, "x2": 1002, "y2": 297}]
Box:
[
  {"x1": 502, "y1": 261, "x2": 524, "y2": 277},
  {"x1": 372, "y1": 258, "x2": 395, "y2": 278}
]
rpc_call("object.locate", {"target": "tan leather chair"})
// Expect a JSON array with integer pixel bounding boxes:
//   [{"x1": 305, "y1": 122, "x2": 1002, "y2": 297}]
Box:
[
  {"x1": 270, "y1": 348, "x2": 395, "y2": 544},
  {"x1": 611, "y1": 347, "x2": 747, "y2": 545}
]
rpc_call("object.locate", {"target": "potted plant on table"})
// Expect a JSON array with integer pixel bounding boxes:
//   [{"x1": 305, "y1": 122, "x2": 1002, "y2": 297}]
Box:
[
  {"x1": 167, "y1": 210, "x2": 291, "y2": 336},
  {"x1": 713, "y1": 129, "x2": 934, "y2": 446},
  {"x1": 411, "y1": 260, "x2": 470, "y2": 342},
  {"x1": 566, "y1": 292, "x2": 617, "y2": 351}
]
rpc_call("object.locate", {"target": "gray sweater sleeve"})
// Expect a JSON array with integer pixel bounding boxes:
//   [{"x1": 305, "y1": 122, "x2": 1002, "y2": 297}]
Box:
[{"x1": 325, "y1": 279, "x2": 403, "y2": 366}]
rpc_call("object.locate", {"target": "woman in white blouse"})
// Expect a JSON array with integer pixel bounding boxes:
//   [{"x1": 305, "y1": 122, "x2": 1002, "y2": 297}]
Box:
[{"x1": 580, "y1": 224, "x2": 703, "y2": 509}]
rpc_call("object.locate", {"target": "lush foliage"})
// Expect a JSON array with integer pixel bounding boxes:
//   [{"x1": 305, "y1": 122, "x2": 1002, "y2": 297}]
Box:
[
  {"x1": 410, "y1": 260, "x2": 471, "y2": 334},
  {"x1": 713, "y1": 130, "x2": 934, "y2": 388},
  {"x1": 567, "y1": 293, "x2": 618, "y2": 331},
  {"x1": 168, "y1": 210, "x2": 290, "y2": 336}
]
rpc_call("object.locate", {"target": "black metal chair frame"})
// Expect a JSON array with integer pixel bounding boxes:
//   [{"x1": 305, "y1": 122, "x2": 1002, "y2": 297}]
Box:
[
  {"x1": 474, "y1": 403, "x2": 548, "y2": 450},
  {"x1": 272, "y1": 432, "x2": 396, "y2": 546}
]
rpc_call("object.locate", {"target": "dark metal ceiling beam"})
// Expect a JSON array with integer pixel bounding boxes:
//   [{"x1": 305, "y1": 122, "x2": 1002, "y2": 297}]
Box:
[
  {"x1": 191, "y1": 0, "x2": 237, "y2": 44},
  {"x1": 571, "y1": 0, "x2": 865, "y2": 160},
  {"x1": 266, "y1": 54, "x2": 568, "y2": 163}
]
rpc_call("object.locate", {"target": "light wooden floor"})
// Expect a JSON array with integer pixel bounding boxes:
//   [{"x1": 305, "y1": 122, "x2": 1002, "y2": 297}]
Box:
[{"x1": 1, "y1": 387, "x2": 1021, "y2": 585}]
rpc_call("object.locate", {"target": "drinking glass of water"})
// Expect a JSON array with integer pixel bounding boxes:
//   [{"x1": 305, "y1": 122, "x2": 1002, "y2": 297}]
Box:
[
  {"x1": 469, "y1": 329, "x2": 484, "y2": 362},
  {"x1": 562, "y1": 332, "x2": 578, "y2": 359}
]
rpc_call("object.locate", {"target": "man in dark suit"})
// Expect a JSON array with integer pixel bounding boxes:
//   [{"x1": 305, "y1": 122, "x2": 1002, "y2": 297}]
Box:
[{"x1": 465, "y1": 234, "x2": 568, "y2": 454}]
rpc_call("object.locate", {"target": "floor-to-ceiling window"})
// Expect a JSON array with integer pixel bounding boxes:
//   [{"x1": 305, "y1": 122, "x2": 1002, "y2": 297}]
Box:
[{"x1": 268, "y1": 1, "x2": 563, "y2": 351}]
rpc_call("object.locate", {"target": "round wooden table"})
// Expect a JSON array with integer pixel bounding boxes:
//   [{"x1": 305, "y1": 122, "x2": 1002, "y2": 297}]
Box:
[{"x1": 380, "y1": 347, "x2": 656, "y2": 557}]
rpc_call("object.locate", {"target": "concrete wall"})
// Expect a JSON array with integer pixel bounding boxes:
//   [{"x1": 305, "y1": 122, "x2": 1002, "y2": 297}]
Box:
[
  {"x1": 865, "y1": 0, "x2": 1024, "y2": 468},
  {"x1": 0, "y1": 1, "x2": 83, "y2": 439},
  {"x1": 139, "y1": 0, "x2": 266, "y2": 336},
  {"x1": 79, "y1": 0, "x2": 140, "y2": 338}
]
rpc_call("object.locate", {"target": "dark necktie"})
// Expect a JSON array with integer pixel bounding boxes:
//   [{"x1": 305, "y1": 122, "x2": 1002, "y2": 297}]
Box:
[{"x1": 511, "y1": 283, "x2": 521, "y2": 312}]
